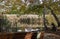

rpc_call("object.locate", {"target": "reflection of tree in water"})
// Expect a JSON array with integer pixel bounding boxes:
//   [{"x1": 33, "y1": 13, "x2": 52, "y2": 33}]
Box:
[
  {"x1": 0, "y1": 15, "x2": 11, "y2": 32},
  {"x1": 20, "y1": 18, "x2": 30, "y2": 24},
  {"x1": 27, "y1": 18, "x2": 30, "y2": 24}
]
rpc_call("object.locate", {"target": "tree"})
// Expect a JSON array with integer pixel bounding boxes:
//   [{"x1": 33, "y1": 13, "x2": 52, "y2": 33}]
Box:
[
  {"x1": 47, "y1": 6, "x2": 60, "y2": 27},
  {"x1": 37, "y1": 0, "x2": 60, "y2": 29}
]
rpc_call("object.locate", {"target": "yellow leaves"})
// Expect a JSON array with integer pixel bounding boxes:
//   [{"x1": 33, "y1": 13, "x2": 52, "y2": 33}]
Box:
[
  {"x1": 54, "y1": 11, "x2": 60, "y2": 15},
  {"x1": 49, "y1": 1, "x2": 60, "y2": 15},
  {"x1": 50, "y1": 5, "x2": 60, "y2": 15},
  {"x1": 46, "y1": 14, "x2": 58, "y2": 26}
]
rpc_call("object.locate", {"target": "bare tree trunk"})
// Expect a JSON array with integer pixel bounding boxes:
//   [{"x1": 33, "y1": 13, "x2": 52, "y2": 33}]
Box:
[{"x1": 43, "y1": 6, "x2": 48, "y2": 30}]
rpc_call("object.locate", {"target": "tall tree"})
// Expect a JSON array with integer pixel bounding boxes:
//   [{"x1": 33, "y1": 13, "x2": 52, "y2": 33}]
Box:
[{"x1": 42, "y1": 0, "x2": 60, "y2": 27}]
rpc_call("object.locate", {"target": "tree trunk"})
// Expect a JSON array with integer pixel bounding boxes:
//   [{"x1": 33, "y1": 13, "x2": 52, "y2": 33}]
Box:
[
  {"x1": 48, "y1": 7, "x2": 60, "y2": 27},
  {"x1": 43, "y1": 6, "x2": 48, "y2": 30}
]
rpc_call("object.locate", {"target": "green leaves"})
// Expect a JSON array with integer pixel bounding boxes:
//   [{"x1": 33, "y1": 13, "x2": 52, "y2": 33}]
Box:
[
  {"x1": 0, "y1": 0, "x2": 60, "y2": 15},
  {"x1": 24, "y1": 5, "x2": 43, "y2": 15}
]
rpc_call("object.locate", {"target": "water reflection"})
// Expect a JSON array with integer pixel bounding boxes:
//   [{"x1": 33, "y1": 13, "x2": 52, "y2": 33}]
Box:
[{"x1": 0, "y1": 14, "x2": 60, "y2": 32}]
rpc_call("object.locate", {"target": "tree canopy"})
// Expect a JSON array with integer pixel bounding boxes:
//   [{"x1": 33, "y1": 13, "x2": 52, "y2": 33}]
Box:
[{"x1": 0, "y1": 0, "x2": 60, "y2": 15}]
